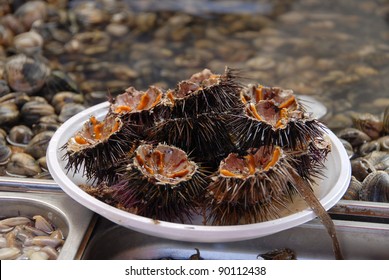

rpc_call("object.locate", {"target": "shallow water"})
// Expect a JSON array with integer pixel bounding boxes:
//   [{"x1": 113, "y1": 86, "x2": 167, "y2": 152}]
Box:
[{"x1": 61, "y1": 0, "x2": 389, "y2": 127}]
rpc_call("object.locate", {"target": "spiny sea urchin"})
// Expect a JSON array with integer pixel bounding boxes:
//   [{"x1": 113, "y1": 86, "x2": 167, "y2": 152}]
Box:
[
  {"x1": 110, "y1": 143, "x2": 209, "y2": 223},
  {"x1": 149, "y1": 113, "x2": 236, "y2": 165},
  {"x1": 147, "y1": 68, "x2": 242, "y2": 163},
  {"x1": 168, "y1": 67, "x2": 243, "y2": 117},
  {"x1": 62, "y1": 114, "x2": 139, "y2": 182},
  {"x1": 230, "y1": 84, "x2": 326, "y2": 151},
  {"x1": 206, "y1": 145, "x2": 298, "y2": 225},
  {"x1": 109, "y1": 85, "x2": 167, "y2": 138}
]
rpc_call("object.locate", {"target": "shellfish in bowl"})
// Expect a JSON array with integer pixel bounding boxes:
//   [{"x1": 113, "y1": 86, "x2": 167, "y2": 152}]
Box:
[{"x1": 47, "y1": 68, "x2": 350, "y2": 259}]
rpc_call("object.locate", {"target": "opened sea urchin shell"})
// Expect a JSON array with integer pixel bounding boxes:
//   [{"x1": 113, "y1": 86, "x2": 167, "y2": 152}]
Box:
[
  {"x1": 109, "y1": 85, "x2": 166, "y2": 138},
  {"x1": 62, "y1": 114, "x2": 139, "y2": 182},
  {"x1": 168, "y1": 67, "x2": 242, "y2": 117},
  {"x1": 110, "y1": 143, "x2": 209, "y2": 223},
  {"x1": 230, "y1": 84, "x2": 325, "y2": 151},
  {"x1": 148, "y1": 68, "x2": 241, "y2": 163},
  {"x1": 206, "y1": 146, "x2": 297, "y2": 225}
]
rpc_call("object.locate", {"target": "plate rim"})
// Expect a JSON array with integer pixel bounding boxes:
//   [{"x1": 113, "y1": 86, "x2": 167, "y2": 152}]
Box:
[{"x1": 47, "y1": 101, "x2": 351, "y2": 242}]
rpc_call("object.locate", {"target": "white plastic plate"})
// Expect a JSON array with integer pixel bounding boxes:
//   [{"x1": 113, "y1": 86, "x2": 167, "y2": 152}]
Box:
[{"x1": 47, "y1": 101, "x2": 350, "y2": 242}]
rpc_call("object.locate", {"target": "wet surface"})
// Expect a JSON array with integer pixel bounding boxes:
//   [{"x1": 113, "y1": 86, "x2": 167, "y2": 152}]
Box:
[{"x1": 1, "y1": 1, "x2": 389, "y2": 213}]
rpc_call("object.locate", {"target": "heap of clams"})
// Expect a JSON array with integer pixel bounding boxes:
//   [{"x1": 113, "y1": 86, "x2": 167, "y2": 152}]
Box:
[
  {"x1": 0, "y1": 215, "x2": 65, "y2": 260},
  {"x1": 338, "y1": 107, "x2": 389, "y2": 203},
  {"x1": 63, "y1": 68, "x2": 343, "y2": 259}
]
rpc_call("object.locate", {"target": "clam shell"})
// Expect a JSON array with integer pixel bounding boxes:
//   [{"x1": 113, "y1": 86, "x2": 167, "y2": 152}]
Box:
[
  {"x1": 360, "y1": 171, "x2": 389, "y2": 202},
  {"x1": 336, "y1": 127, "x2": 371, "y2": 147},
  {"x1": 6, "y1": 153, "x2": 42, "y2": 177},
  {"x1": 342, "y1": 176, "x2": 362, "y2": 200},
  {"x1": 5, "y1": 54, "x2": 50, "y2": 95}
]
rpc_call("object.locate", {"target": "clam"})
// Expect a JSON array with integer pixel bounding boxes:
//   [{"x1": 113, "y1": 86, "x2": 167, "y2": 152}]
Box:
[
  {"x1": 0, "y1": 14, "x2": 25, "y2": 35},
  {"x1": 0, "y1": 217, "x2": 30, "y2": 227},
  {"x1": 29, "y1": 251, "x2": 49, "y2": 260},
  {"x1": 20, "y1": 99, "x2": 55, "y2": 126},
  {"x1": 364, "y1": 151, "x2": 389, "y2": 171},
  {"x1": 358, "y1": 140, "x2": 380, "y2": 156},
  {"x1": 51, "y1": 91, "x2": 84, "y2": 114},
  {"x1": 33, "y1": 215, "x2": 53, "y2": 234},
  {"x1": 4, "y1": 54, "x2": 50, "y2": 95},
  {"x1": 351, "y1": 158, "x2": 376, "y2": 182},
  {"x1": 352, "y1": 112, "x2": 383, "y2": 140},
  {"x1": 0, "y1": 247, "x2": 21, "y2": 260},
  {"x1": 0, "y1": 92, "x2": 30, "y2": 108},
  {"x1": 37, "y1": 157, "x2": 47, "y2": 171},
  {"x1": 58, "y1": 103, "x2": 86, "y2": 123},
  {"x1": 40, "y1": 246, "x2": 58, "y2": 260},
  {"x1": 25, "y1": 131, "x2": 54, "y2": 159},
  {"x1": 0, "y1": 129, "x2": 6, "y2": 141},
  {"x1": 31, "y1": 236, "x2": 64, "y2": 248},
  {"x1": 73, "y1": 2, "x2": 109, "y2": 28},
  {"x1": 6, "y1": 152, "x2": 42, "y2": 177},
  {"x1": 360, "y1": 171, "x2": 389, "y2": 202},
  {"x1": 32, "y1": 119, "x2": 60, "y2": 135},
  {"x1": 342, "y1": 176, "x2": 362, "y2": 200},
  {"x1": 40, "y1": 71, "x2": 79, "y2": 102},
  {"x1": 6, "y1": 125, "x2": 33, "y2": 147},
  {"x1": 336, "y1": 127, "x2": 371, "y2": 147},
  {"x1": 0, "y1": 102, "x2": 19, "y2": 125},
  {"x1": 13, "y1": 31, "x2": 43, "y2": 56},
  {"x1": 14, "y1": 0, "x2": 48, "y2": 30}
]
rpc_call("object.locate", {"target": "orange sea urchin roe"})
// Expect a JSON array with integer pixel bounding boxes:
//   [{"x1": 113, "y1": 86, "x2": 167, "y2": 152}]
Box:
[
  {"x1": 136, "y1": 92, "x2": 151, "y2": 110},
  {"x1": 89, "y1": 116, "x2": 104, "y2": 140},
  {"x1": 255, "y1": 85, "x2": 264, "y2": 102},
  {"x1": 278, "y1": 95, "x2": 296, "y2": 109},
  {"x1": 220, "y1": 169, "x2": 243, "y2": 178},
  {"x1": 166, "y1": 90, "x2": 175, "y2": 105},
  {"x1": 264, "y1": 147, "x2": 281, "y2": 171},
  {"x1": 114, "y1": 105, "x2": 132, "y2": 114},
  {"x1": 275, "y1": 108, "x2": 289, "y2": 129},
  {"x1": 244, "y1": 154, "x2": 256, "y2": 175},
  {"x1": 249, "y1": 103, "x2": 263, "y2": 121},
  {"x1": 75, "y1": 135, "x2": 87, "y2": 144},
  {"x1": 150, "y1": 92, "x2": 162, "y2": 107}
]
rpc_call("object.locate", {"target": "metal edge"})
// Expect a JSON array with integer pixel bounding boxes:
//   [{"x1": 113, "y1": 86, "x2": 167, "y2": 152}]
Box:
[
  {"x1": 0, "y1": 176, "x2": 62, "y2": 193},
  {"x1": 329, "y1": 200, "x2": 389, "y2": 220}
]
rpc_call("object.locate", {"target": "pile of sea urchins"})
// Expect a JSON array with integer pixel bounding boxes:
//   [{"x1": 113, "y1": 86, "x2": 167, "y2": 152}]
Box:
[{"x1": 63, "y1": 68, "x2": 332, "y2": 226}]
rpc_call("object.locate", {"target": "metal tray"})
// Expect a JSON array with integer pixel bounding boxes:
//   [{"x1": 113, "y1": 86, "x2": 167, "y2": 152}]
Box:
[
  {"x1": 0, "y1": 177, "x2": 61, "y2": 193},
  {"x1": 82, "y1": 217, "x2": 389, "y2": 260},
  {"x1": 0, "y1": 190, "x2": 95, "y2": 260},
  {"x1": 329, "y1": 200, "x2": 389, "y2": 224}
]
